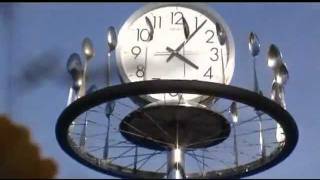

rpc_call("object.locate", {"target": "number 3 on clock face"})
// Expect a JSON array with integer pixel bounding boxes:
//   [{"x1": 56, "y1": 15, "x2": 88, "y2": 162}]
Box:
[{"x1": 116, "y1": 3, "x2": 235, "y2": 103}]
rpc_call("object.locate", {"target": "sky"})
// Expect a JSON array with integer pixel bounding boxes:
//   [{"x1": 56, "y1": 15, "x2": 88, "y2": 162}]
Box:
[{"x1": 1, "y1": 2, "x2": 320, "y2": 179}]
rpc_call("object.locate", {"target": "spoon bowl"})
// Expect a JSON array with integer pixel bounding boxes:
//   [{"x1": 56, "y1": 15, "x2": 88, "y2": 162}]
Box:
[
  {"x1": 82, "y1": 37, "x2": 95, "y2": 61},
  {"x1": 216, "y1": 23, "x2": 226, "y2": 46},
  {"x1": 66, "y1": 53, "x2": 83, "y2": 90},
  {"x1": 105, "y1": 101, "x2": 116, "y2": 119},
  {"x1": 230, "y1": 102, "x2": 238, "y2": 123},
  {"x1": 267, "y1": 44, "x2": 283, "y2": 71},
  {"x1": 248, "y1": 32, "x2": 260, "y2": 57},
  {"x1": 107, "y1": 26, "x2": 118, "y2": 52}
]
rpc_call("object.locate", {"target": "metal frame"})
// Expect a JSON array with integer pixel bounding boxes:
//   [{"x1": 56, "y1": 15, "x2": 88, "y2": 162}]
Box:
[{"x1": 56, "y1": 80, "x2": 298, "y2": 179}]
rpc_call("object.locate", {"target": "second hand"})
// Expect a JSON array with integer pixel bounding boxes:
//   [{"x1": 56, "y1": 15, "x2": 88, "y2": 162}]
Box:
[{"x1": 144, "y1": 47, "x2": 148, "y2": 81}]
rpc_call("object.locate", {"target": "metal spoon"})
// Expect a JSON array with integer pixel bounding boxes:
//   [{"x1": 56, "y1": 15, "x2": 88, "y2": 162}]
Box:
[
  {"x1": 106, "y1": 26, "x2": 118, "y2": 86},
  {"x1": 248, "y1": 32, "x2": 260, "y2": 57},
  {"x1": 267, "y1": 44, "x2": 283, "y2": 71},
  {"x1": 275, "y1": 62, "x2": 289, "y2": 86},
  {"x1": 66, "y1": 53, "x2": 83, "y2": 105},
  {"x1": 248, "y1": 33, "x2": 267, "y2": 158},
  {"x1": 83, "y1": 37, "x2": 95, "y2": 60},
  {"x1": 78, "y1": 37, "x2": 95, "y2": 97},
  {"x1": 248, "y1": 32, "x2": 261, "y2": 93},
  {"x1": 107, "y1": 26, "x2": 118, "y2": 52},
  {"x1": 67, "y1": 53, "x2": 83, "y2": 89},
  {"x1": 216, "y1": 23, "x2": 226, "y2": 46},
  {"x1": 230, "y1": 102, "x2": 238, "y2": 123}
]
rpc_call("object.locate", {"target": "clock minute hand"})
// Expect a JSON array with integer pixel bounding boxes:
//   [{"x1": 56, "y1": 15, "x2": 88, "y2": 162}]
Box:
[
  {"x1": 166, "y1": 47, "x2": 199, "y2": 70},
  {"x1": 166, "y1": 19, "x2": 207, "y2": 63}
]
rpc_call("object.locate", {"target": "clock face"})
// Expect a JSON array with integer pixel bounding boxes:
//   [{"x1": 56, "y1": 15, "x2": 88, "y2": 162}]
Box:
[{"x1": 116, "y1": 3, "x2": 235, "y2": 103}]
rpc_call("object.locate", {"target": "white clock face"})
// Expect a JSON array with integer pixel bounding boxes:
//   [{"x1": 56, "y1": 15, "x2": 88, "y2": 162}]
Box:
[{"x1": 116, "y1": 3, "x2": 235, "y2": 103}]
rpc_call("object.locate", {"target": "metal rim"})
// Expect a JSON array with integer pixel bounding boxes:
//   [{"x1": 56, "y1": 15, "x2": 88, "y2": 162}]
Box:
[
  {"x1": 56, "y1": 80, "x2": 298, "y2": 179},
  {"x1": 115, "y1": 3, "x2": 236, "y2": 104}
]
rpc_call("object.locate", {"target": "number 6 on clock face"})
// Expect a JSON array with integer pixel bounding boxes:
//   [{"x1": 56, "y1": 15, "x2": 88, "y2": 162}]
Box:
[{"x1": 116, "y1": 3, "x2": 235, "y2": 104}]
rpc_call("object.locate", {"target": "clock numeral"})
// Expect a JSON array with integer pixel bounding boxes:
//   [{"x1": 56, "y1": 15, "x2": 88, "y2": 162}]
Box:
[
  {"x1": 153, "y1": 16, "x2": 162, "y2": 29},
  {"x1": 203, "y1": 66, "x2": 213, "y2": 79},
  {"x1": 137, "y1": 28, "x2": 151, "y2": 42},
  {"x1": 205, "y1": 30, "x2": 215, "y2": 43},
  {"x1": 210, "y1": 48, "x2": 219, "y2": 61},
  {"x1": 136, "y1": 64, "x2": 145, "y2": 78},
  {"x1": 171, "y1": 11, "x2": 183, "y2": 25},
  {"x1": 131, "y1": 46, "x2": 141, "y2": 59},
  {"x1": 195, "y1": 17, "x2": 198, "y2": 29}
]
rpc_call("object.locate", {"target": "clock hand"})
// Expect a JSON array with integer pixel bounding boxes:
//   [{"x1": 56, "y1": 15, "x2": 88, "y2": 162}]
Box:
[
  {"x1": 166, "y1": 47, "x2": 199, "y2": 70},
  {"x1": 182, "y1": 16, "x2": 190, "y2": 39},
  {"x1": 166, "y1": 19, "x2": 207, "y2": 63},
  {"x1": 145, "y1": 16, "x2": 154, "y2": 41}
]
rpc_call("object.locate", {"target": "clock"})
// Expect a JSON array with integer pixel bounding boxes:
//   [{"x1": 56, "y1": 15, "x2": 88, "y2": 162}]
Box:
[{"x1": 115, "y1": 3, "x2": 235, "y2": 103}]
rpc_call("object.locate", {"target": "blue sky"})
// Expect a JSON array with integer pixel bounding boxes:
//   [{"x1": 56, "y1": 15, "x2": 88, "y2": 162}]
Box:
[{"x1": 1, "y1": 3, "x2": 320, "y2": 178}]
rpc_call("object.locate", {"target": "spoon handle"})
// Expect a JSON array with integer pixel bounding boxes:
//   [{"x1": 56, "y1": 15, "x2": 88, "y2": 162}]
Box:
[
  {"x1": 78, "y1": 62, "x2": 88, "y2": 97},
  {"x1": 107, "y1": 52, "x2": 111, "y2": 87},
  {"x1": 67, "y1": 87, "x2": 74, "y2": 106},
  {"x1": 253, "y1": 58, "x2": 260, "y2": 93}
]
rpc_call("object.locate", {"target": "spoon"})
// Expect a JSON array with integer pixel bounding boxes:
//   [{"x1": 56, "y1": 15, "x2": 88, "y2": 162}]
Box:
[
  {"x1": 216, "y1": 23, "x2": 226, "y2": 46},
  {"x1": 248, "y1": 32, "x2": 261, "y2": 93},
  {"x1": 248, "y1": 32, "x2": 260, "y2": 57},
  {"x1": 66, "y1": 53, "x2": 83, "y2": 105},
  {"x1": 275, "y1": 62, "x2": 289, "y2": 86},
  {"x1": 230, "y1": 102, "x2": 238, "y2": 123},
  {"x1": 268, "y1": 44, "x2": 288, "y2": 107},
  {"x1": 106, "y1": 26, "x2": 118, "y2": 86},
  {"x1": 267, "y1": 44, "x2": 283, "y2": 71},
  {"x1": 78, "y1": 37, "x2": 95, "y2": 97},
  {"x1": 248, "y1": 33, "x2": 267, "y2": 158},
  {"x1": 83, "y1": 37, "x2": 95, "y2": 60}
]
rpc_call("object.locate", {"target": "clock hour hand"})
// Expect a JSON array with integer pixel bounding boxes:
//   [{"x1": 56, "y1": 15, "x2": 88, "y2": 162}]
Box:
[
  {"x1": 166, "y1": 47, "x2": 199, "y2": 70},
  {"x1": 166, "y1": 19, "x2": 207, "y2": 63}
]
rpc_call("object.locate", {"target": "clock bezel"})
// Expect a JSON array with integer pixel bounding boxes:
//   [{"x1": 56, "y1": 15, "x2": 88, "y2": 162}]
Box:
[{"x1": 115, "y1": 2, "x2": 236, "y2": 104}]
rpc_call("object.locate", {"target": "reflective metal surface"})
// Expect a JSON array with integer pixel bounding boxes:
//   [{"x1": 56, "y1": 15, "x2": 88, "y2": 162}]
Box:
[
  {"x1": 248, "y1": 32, "x2": 260, "y2": 57},
  {"x1": 267, "y1": 44, "x2": 283, "y2": 71},
  {"x1": 107, "y1": 26, "x2": 118, "y2": 52},
  {"x1": 82, "y1": 37, "x2": 95, "y2": 61}
]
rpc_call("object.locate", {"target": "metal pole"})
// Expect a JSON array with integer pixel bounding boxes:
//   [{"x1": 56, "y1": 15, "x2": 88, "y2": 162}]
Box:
[{"x1": 167, "y1": 148, "x2": 186, "y2": 179}]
